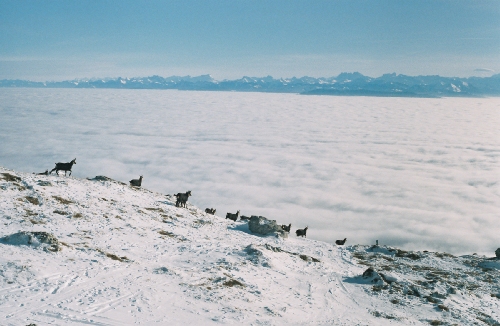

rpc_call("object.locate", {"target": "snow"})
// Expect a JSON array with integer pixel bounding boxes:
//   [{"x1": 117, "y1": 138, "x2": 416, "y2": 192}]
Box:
[
  {"x1": 450, "y1": 84, "x2": 460, "y2": 92},
  {"x1": 0, "y1": 168, "x2": 499, "y2": 325},
  {"x1": 0, "y1": 89, "x2": 498, "y2": 256}
]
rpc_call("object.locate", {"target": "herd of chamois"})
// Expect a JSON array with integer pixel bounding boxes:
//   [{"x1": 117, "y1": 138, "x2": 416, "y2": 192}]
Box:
[{"x1": 37, "y1": 158, "x2": 347, "y2": 244}]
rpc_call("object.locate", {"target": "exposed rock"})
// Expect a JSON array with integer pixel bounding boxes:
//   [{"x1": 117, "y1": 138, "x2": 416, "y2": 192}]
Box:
[
  {"x1": 90, "y1": 175, "x2": 113, "y2": 181},
  {"x1": 248, "y1": 215, "x2": 283, "y2": 236},
  {"x1": 154, "y1": 267, "x2": 175, "y2": 275},
  {"x1": 244, "y1": 244, "x2": 271, "y2": 268},
  {"x1": 52, "y1": 195, "x2": 74, "y2": 205},
  {"x1": 362, "y1": 267, "x2": 384, "y2": 285},
  {"x1": 496, "y1": 248, "x2": 500, "y2": 259},
  {"x1": 88, "y1": 175, "x2": 127, "y2": 185},
  {"x1": 430, "y1": 291, "x2": 447, "y2": 299},
  {"x1": 263, "y1": 243, "x2": 320, "y2": 262},
  {"x1": 1, "y1": 231, "x2": 60, "y2": 252},
  {"x1": 223, "y1": 278, "x2": 245, "y2": 287},
  {"x1": 379, "y1": 272, "x2": 398, "y2": 284},
  {"x1": 299, "y1": 254, "x2": 318, "y2": 262}
]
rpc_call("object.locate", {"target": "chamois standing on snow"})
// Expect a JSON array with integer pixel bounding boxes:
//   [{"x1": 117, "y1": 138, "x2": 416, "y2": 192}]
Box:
[
  {"x1": 129, "y1": 175, "x2": 143, "y2": 187},
  {"x1": 226, "y1": 210, "x2": 240, "y2": 221},
  {"x1": 205, "y1": 208, "x2": 216, "y2": 215},
  {"x1": 49, "y1": 158, "x2": 76, "y2": 176},
  {"x1": 175, "y1": 191, "x2": 191, "y2": 208},
  {"x1": 281, "y1": 223, "x2": 292, "y2": 232},
  {"x1": 295, "y1": 226, "x2": 308, "y2": 237},
  {"x1": 335, "y1": 238, "x2": 347, "y2": 245}
]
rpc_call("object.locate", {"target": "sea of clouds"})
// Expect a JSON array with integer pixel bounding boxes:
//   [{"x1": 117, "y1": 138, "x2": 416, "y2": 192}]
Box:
[{"x1": 0, "y1": 88, "x2": 498, "y2": 255}]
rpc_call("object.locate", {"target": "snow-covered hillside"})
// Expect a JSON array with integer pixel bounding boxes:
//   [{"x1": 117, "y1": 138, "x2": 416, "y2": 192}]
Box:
[{"x1": 1, "y1": 167, "x2": 499, "y2": 325}]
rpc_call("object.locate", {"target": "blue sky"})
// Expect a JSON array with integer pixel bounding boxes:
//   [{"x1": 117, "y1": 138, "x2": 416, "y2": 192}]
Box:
[{"x1": 1, "y1": 0, "x2": 499, "y2": 81}]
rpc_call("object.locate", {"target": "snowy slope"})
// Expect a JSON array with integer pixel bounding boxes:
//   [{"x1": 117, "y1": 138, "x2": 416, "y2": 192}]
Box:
[{"x1": 0, "y1": 167, "x2": 499, "y2": 325}]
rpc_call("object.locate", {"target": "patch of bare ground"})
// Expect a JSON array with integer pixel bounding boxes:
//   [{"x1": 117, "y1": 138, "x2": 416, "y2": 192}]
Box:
[
  {"x1": 298, "y1": 254, "x2": 320, "y2": 262},
  {"x1": 59, "y1": 242, "x2": 71, "y2": 248},
  {"x1": 161, "y1": 215, "x2": 173, "y2": 222},
  {"x1": 96, "y1": 249, "x2": 130, "y2": 262},
  {"x1": 24, "y1": 209, "x2": 38, "y2": 217},
  {"x1": 223, "y1": 279, "x2": 245, "y2": 287},
  {"x1": 0, "y1": 173, "x2": 21, "y2": 182},
  {"x1": 145, "y1": 207, "x2": 166, "y2": 213},
  {"x1": 192, "y1": 219, "x2": 212, "y2": 228},
  {"x1": 262, "y1": 244, "x2": 321, "y2": 262},
  {"x1": 371, "y1": 310, "x2": 399, "y2": 320},
  {"x1": 158, "y1": 230, "x2": 176, "y2": 237},
  {"x1": 437, "y1": 304, "x2": 449, "y2": 311},
  {"x1": 11, "y1": 183, "x2": 26, "y2": 191},
  {"x1": 52, "y1": 196, "x2": 74, "y2": 205},
  {"x1": 24, "y1": 196, "x2": 40, "y2": 205},
  {"x1": 158, "y1": 230, "x2": 188, "y2": 241}
]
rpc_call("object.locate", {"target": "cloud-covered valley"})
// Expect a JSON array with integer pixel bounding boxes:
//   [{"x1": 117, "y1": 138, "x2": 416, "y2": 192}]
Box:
[{"x1": 0, "y1": 88, "x2": 498, "y2": 254}]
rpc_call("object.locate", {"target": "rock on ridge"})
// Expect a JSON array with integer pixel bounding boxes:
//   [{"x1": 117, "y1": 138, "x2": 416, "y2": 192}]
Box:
[
  {"x1": 1, "y1": 231, "x2": 60, "y2": 252},
  {"x1": 248, "y1": 215, "x2": 287, "y2": 237}
]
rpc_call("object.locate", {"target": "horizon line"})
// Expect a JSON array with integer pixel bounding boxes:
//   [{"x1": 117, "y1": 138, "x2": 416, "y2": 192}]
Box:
[{"x1": 2, "y1": 71, "x2": 499, "y2": 83}]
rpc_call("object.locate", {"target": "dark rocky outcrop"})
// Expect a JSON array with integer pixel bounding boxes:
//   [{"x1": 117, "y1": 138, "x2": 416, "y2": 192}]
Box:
[
  {"x1": 88, "y1": 176, "x2": 127, "y2": 185},
  {"x1": 362, "y1": 267, "x2": 384, "y2": 285},
  {"x1": 248, "y1": 216, "x2": 287, "y2": 238},
  {"x1": 37, "y1": 180, "x2": 52, "y2": 186},
  {"x1": 1, "y1": 231, "x2": 60, "y2": 252}
]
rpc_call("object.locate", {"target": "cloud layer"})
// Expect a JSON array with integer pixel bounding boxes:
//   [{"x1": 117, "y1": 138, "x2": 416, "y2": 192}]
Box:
[{"x1": 0, "y1": 88, "x2": 498, "y2": 255}]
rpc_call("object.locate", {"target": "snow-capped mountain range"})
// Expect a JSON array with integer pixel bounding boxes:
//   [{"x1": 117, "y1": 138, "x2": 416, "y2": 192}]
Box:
[
  {"x1": 1, "y1": 166, "x2": 499, "y2": 325},
  {"x1": 2, "y1": 72, "x2": 500, "y2": 97}
]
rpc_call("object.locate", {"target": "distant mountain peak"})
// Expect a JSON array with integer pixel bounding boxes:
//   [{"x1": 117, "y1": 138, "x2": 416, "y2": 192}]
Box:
[{"x1": 1, "y1": 73, "x2": 499, "y2": 98}]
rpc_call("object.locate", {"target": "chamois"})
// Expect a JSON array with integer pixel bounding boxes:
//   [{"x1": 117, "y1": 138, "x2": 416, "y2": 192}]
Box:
[
  {"x1": 205, "y1": 208, "x2": 216, "y2": 215},
  {"x1": 49, "y1": 158, "x2": 76, "y2": 176},
  {"x1": 175, "y1": 191, "x2": 191, "y2": 208},
  {"x1": 226, "y1": 210, "x2": 240, "y2": 221},
  {"x1": 281, "y1": 223, "x2": 292, "y2": 232},
  {"x1": 295, "y1": 226, "x2": 308, "y2": 237},
  {"x1": 335, "y1": 238, "x2": 347, "y2": 245},
  {"x1": 129, "y1": 175, "x2": 143, "y2": 187}
]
